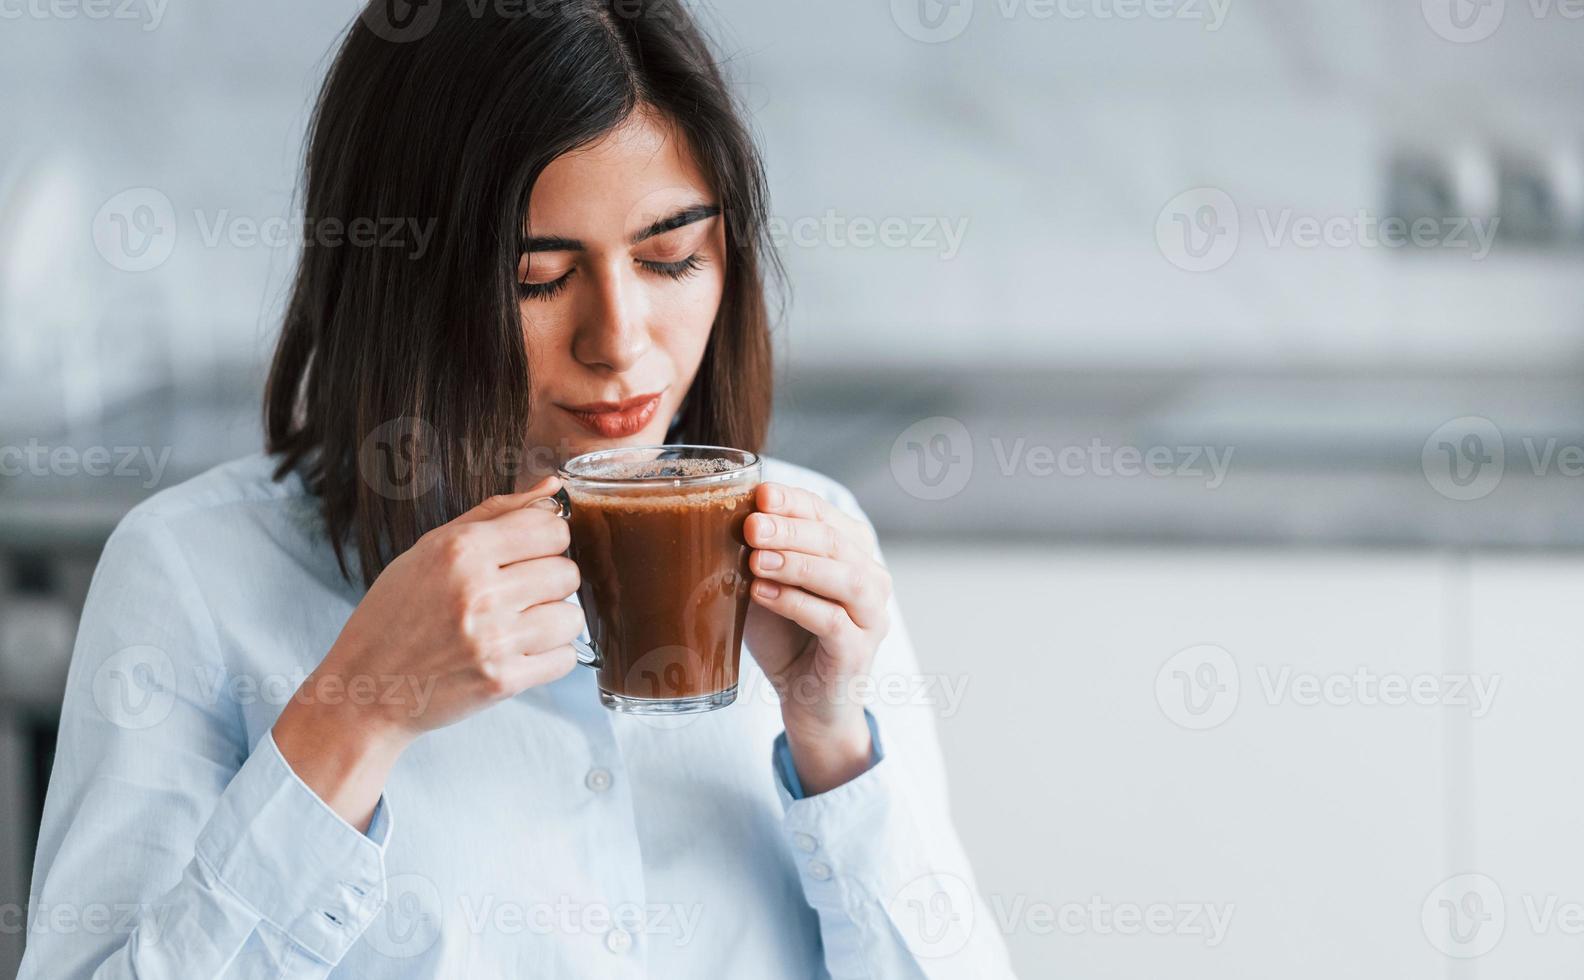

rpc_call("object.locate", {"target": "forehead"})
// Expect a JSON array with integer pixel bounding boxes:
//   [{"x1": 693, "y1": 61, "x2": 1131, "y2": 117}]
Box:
[{"x1": 526, "y1": 110, "x2": 714, "y2": 239}]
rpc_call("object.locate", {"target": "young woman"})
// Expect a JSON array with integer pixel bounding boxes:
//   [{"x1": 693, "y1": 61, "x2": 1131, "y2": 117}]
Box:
[{"x1": 21, "y1": 2, "x2": 1012, "y2": 976}]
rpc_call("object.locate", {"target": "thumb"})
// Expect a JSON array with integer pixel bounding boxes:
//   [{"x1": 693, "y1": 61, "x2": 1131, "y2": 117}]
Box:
[{"x1": 455, "y1": 475, "x2": 562, "y2": 524}]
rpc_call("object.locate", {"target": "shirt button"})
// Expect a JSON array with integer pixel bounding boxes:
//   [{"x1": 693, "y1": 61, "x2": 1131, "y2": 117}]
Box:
[
  {"x1": 585, "y1": 768, "x2": 613, "y2": 792},
  {"x1": 605, "y1": 927, "x2": 633, "y2": 954},
  {"x1": 807, "y1": 860, "x2": 833, "y2": 881},
  {"x1": 793, "y1": 832, "x2": 818, "y2": 853}
]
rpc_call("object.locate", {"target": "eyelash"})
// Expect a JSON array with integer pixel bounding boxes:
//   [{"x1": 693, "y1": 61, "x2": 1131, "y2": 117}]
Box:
[{"x1": 516, "y1": 253, "x2": 708, "y2": 300}]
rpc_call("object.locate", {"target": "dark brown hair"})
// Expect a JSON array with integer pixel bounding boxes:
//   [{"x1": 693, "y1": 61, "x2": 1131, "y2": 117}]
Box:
[{"x1": 264, "y1": 0, "x2": 779, "y2": 588}]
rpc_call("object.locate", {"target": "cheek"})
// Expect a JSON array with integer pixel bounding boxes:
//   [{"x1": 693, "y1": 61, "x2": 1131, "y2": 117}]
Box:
[
  {"x1": 653, "y1": 265, "x2": 725, "y2": 358},
  {"x1": 518, "y1": 302, "x2": 577, "y2": 398},
  {"x1": 518, "y1": 305, "x2": 547, "y2": 360}
]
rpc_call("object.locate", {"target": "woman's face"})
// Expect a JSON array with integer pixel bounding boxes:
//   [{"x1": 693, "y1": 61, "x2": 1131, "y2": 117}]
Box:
[{"x1": 517, "y1": 110, "x2": 727, "y2": 475}]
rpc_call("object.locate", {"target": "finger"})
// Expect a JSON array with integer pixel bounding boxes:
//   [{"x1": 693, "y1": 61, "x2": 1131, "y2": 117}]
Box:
[
  {"x1": 477, "y1": 504, "x2": 572, "y2": 565},
  {"x1": 750, "y1": 579, "x2": 863, "y2": 648},
  {"x1": 745, "y1": 512, "x2": 852, "y2": 560},
  {"x1": 474, "y1": 555, "x2": 580, "y2": 612},
  {"x1": 505, "y1": 597, "x2": 589, "y2": 655},
  {"x1": 750, "y1": 549, "x2": 889, "y2": 630},
  {"x1": 499, "y1": 644, "x2": 579, "y2": 693},
  {"x1": 755, "y1": 483, "x2": 876, "y2": 551},
  {"x1": 454, "y1": 475, "x2": 562, "y2": 525}
]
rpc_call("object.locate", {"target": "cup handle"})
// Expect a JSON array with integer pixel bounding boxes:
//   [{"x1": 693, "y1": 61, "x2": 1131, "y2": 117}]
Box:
[{"x1": 543, "y1": 487, "x2": 601, "y2": 670}]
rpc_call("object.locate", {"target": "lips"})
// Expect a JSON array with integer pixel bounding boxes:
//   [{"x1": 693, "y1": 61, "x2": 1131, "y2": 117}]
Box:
[{"x1": 557, "y1": 390, "x2": 664, "y2": 439}]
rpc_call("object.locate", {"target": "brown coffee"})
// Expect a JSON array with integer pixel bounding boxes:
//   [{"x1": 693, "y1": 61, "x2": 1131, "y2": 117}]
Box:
[{"x1": 566, "y1": 482, "x2": 756, "y2": 705}]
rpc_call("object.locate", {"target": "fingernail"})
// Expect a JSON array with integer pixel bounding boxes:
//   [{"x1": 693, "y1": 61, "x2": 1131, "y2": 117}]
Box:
[
  {"x1": 755, "y1": 580, "x2": 780, "y2": 599},
  {"x1": 764, "y1": 485, "x2": 783, "y2": 508},
  {"x1": 756, "y1": 550, "x2": 784, "y2": 571},
  {"x1": 753, "y1": 514, "x2": 775, "y2": 539}
]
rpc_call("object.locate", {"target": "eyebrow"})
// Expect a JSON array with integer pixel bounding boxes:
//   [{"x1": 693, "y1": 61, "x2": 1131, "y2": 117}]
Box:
[{"x1": 521, "y1": 203, "x2": 721, "y2": 254}]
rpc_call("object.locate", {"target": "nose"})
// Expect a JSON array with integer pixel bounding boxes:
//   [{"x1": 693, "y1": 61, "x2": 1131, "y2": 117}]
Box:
[{"x1": 572, "y1": 262, "x2": 652, "y2": 373}]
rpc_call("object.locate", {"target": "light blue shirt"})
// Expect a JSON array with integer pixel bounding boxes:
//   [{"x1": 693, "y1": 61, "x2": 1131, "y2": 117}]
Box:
[{"x1": 19, "y1": 451, "x2": 1013, "y2": 979}]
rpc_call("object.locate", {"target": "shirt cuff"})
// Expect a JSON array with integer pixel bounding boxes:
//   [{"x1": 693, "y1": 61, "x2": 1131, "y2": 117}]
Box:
[
  {"x1": 193, "y1": 730, "x2": 392, "y2": 966},
  {"x1": 771, "y1": 711, "x2": 903, "y2": 911},
  {"x1": 771, "y1": 708, "x2": 884, "y2": 803}
]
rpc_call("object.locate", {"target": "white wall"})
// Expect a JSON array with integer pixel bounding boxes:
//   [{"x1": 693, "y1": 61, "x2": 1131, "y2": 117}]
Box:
[{"x1": 887, "y1": 543, "x2": 1574, "y2": 978}]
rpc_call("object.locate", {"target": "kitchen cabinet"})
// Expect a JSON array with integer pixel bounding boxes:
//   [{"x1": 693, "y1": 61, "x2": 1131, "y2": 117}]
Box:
[
  {"x1": 1460, "y1": 558, "x2": 1584, "y2": 979},
  {"x1": 885, "y1": 545, "x2": 1467, "y2": 979}
]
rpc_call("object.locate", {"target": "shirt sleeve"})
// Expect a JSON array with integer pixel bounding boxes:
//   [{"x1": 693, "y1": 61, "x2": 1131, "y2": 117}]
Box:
[
  {"x1": 766, "y1": 484, "x2": 1019, "y2": 980},
  {"x1": 18, "y1": 510, "x2": 393, "y2": 980}
]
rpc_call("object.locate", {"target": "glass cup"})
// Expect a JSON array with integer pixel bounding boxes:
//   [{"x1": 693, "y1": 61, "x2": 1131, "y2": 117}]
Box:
[{"x1": 552, "y1": 445, "x2": 761, "y2": 714}]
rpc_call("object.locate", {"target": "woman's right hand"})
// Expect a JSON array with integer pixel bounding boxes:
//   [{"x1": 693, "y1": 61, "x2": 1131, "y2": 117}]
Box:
[{"x1": 272, "y1": 475, "x2": 584, "y2": 829}]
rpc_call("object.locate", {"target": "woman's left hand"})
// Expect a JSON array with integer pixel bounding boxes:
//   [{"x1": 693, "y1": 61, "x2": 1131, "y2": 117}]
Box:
[{"x1": 743, "y1": 482, "x2": 892, "y2": 795}]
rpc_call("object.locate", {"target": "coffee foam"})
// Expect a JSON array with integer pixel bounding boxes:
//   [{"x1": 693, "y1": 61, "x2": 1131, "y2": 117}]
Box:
[
  {"x1": 566, "y1": 481, "x2": 757, "y2": 512},
  {"x1": 573, "y1": 456, "x2": 744, "y2": 481}
]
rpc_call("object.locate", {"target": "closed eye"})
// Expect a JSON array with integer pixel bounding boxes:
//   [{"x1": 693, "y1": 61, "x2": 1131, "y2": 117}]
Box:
[
  {"x1": 517, "y1": 267, "x2": 573, "y2": 300},
  {"x1": 516, "y1": 253, "x2": 708, "y2": 301},
  {"x1": 639, "y1": 253, "x2": 707, "y2": 281}
]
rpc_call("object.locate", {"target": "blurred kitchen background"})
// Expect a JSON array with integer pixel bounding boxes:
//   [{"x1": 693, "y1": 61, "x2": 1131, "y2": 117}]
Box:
[{"x1": 2, "y1": 1, "x2": 1581, "y2": 977}]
